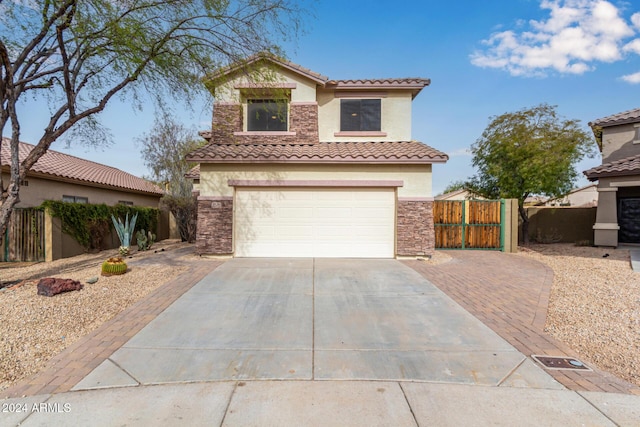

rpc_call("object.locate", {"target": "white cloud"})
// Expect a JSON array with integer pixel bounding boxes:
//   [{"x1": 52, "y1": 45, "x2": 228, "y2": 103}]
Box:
[
  {"x1": 447, "y1": 148, "x2": 472, "y2": 157},
  {"x1": 471, "y1": 0, "x2": 637, "y2": 77},
  {"x1": 624, "y1": 38, "x2": 640, "y2": 55},
  {"x1": 621, "y1": 71, "x2": 640, "y2": 83}
]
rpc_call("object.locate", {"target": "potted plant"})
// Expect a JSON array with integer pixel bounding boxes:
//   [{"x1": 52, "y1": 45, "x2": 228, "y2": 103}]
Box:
[{"x1": 111, "y1": 212, "x2": 138, "y2": 256}]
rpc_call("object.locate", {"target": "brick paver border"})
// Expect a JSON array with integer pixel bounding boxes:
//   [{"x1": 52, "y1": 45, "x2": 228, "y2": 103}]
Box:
[
  {"x1": 2, "y1": 260, "x2": 222, "y2": 398},
  {"x1": 404, "y1": 251, "x2": 640, "y2": 395},
  {"x1": 5, "y1": 251, "x2": 638, "y2": 398}
]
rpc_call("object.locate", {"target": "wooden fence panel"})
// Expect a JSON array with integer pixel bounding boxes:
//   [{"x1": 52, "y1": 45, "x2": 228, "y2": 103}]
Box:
[
  {"x1": 434, "y1": 200, "x2": 503, "y2": 250},
  {"x1": 2, "y1": 208, "x2": 45, "y2": 262},
  {"x1": 433, "y1": 201, "x2": 464, "y2": 248}
]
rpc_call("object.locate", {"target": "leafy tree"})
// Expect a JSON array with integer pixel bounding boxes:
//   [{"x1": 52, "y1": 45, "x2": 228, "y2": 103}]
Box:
[
  {"x1": 465, "y1": 104, "x2": 596, "y2": 243},
  {"x1": 0, "y1": 0, "x2": 303, "y2": 237},
  {"x1": 138, "y1": 113, "x2": 203, "y2": 241}
]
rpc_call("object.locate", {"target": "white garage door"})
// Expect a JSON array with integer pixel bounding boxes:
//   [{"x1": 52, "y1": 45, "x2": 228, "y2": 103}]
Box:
[{"x1": 235, "y1": 188, "x2": 395, "y2": 258}]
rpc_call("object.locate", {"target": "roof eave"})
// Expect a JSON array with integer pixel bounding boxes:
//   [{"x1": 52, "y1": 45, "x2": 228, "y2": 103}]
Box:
[
  {"x1": 189, "y1": 158, "x2": 448, "y2": 165},
  {"x1": 16, "y1": 169, "x2": 165, "y2": 196},
  {"x1": 204, "y1": 54, "x2": 328, "y2": 90}
]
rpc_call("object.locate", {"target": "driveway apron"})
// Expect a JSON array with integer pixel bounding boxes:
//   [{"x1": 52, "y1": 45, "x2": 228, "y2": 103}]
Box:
[{"x1": 73, "y1": 258, "x2": 558, "y2": 390}]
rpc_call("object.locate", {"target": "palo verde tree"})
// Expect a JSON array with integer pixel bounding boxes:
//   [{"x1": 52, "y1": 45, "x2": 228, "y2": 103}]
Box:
[
  {"x1": 138, "y1": 113, "x2": 203, "y2": 242},
  {"x1": 0, "y1": 0, "x2": 304, "y2": 237},
  {"x1": 465, "y1": 104, "x2": 596, "y2": 243}
]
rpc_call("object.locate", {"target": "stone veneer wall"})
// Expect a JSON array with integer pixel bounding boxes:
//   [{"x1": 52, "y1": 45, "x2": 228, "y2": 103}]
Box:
[
  {"x1": 210, "y1": 102, "x2": 318, "y2": 144},
  {"x1": 289, "y1": 103, "x2": 319, "y2": 143},
  {"x1": 195, "y1": 197, "x2": 233, "y2": 255},
  {"x1": 396, "y1": 199, "x2": 435, "y2": 257},
  {"x1": 211, "y1": 103, "x2": 242, "y2": 143}
]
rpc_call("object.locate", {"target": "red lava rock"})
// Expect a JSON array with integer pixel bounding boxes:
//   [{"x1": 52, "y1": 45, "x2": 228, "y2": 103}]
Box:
[{"x1": 37, "y1": 277, "x2": 83, "y2": 297}]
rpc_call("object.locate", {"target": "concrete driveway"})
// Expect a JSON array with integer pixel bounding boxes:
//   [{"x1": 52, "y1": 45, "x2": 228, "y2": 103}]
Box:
[{"x1": 73, "y1": 258, "x2": 557, "y2": 389}]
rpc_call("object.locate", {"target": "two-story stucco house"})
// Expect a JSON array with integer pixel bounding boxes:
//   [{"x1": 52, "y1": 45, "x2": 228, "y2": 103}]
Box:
[
  {"x1": 186, "y1": 55, "x2": 448, "y2": 258},
  {"x1": 585, "y1": 108, "x2": 640, "y2": 246}
]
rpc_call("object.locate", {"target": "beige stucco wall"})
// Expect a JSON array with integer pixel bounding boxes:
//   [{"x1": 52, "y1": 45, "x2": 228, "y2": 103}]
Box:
[
  {"x1": 1, "y1": 173, "x2": 161, "y2": 208},
  {"x1": 601, "y1": 123, "x2": 640, "y2": 163},
  {"x1": 316, "y1": 90, "x2": 413, "y2": 142},
  {"x1": 214, "y1": 66, "x2": 318, "y2": 104},
  {"x1": 198, "y1": 163, "x2": 432, "y2": 199}
]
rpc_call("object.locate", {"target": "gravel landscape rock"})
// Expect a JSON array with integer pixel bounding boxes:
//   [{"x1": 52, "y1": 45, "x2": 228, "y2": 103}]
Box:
[
  {"x1": 518, "y1": 244, "x2": 640, "y2": 387},
  {"x1": 0, "y1": 240, "x2": 191, "y2": 392},
  {"x1": 1, "y1": 241, "x2": 638, "y2": 393}
]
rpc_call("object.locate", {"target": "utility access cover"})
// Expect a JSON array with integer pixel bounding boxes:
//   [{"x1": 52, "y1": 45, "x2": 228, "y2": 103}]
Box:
[{"x1": 532, "y1": 355, "x2": 592, "y2": 371}]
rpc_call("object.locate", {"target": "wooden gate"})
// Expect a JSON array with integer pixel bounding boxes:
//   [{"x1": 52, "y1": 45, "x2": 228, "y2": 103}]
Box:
[
  {"x1": 434, "y1": 200, "x2": 504, "y2": 250},
  {"x1": 1, "y1": 208, "x2": 45, "y2": 262}
]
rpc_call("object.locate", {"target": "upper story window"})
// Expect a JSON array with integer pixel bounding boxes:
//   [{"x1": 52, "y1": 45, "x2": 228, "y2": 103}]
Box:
[
  {"x1": 247, "y1": 100, "x2": 288, "y2": 131},
  {"x1": 340, "y1": 99, "x2": 381, "y2": 132}
]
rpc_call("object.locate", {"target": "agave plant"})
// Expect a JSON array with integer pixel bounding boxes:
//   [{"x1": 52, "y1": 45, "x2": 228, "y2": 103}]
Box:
[{"x1": 111, "y1": 213, "x2": 138, "y2": 255}]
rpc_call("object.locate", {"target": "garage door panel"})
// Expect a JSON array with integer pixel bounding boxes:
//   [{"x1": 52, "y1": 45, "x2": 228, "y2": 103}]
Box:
[
  {"x1": 313, "y1": 225, "x2": 354, "y2": 238},
  {"x1": 277, "y1": 207, "x2": 314, "y2": 219},
  {"x1": 276, "y1": 225, "x2": 314, "y2": 239},
  {"x1": 353, "y1": 225, "x2": 392, "y2": 240},
  {"x1": 352, "y1": 207, "x2": 392, "y2": 219},
  {"x1": 315, "y1": 207, "x2": 354, "y2": 218},
  {"x1": 235, "y1": 188, "x2": 395, "y2": 258}
]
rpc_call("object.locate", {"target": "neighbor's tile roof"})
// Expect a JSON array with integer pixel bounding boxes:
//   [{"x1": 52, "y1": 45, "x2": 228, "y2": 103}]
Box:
[
  {"x1": 186, "y1": 141, "x2": 448, "y2": 165},
  {"x1": 1, "y1": 139, "x2": 164, "y2": 195},
  {"x1": 589, "y1": 107, "x2": 640, "y2": 128},
  {"x1": 584, "y1": 153, "x2": 640, "y2": 181}
]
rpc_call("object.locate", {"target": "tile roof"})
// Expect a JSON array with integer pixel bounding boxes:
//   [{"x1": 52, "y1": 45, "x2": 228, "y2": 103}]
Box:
[
  {"x1": 206, "y1": 53, "x2": 329, "y2": 86},
  {"x1": 206, "y1": 55, "x2": 430, "y2": 96},
  {"x1": 1, "y1": 138, "x2": 164, "y2": 195},
  {"x1": 186, "y1": 141, "x2": 448, "y2": 165},
  {"x1": 185, "y1": 164, "x2": 200, "y2": 179},
  {"x1": 584, "y1": 153, "x2": 640, "y2": 181},
  {"x1": 328, "y1": 78, "x2": 430, "y2": 98},
  {"x1": 589, "y1": 107, "x2": 640, "y2": 128}
]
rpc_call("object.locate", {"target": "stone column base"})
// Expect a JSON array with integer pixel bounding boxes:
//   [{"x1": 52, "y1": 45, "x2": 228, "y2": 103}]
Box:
[
  {"x1": 396, "y1": 198, "x2": 435, "y2": 257},
  {"x1": 195, "y1": 197, "x2": 233, "y2": 255}
]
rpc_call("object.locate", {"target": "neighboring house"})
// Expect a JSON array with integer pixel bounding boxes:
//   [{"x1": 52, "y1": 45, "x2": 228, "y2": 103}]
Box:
[
  {"x1": 1, "y1": 139, "x2": 166, "y2": 261},
  {"x1": 544, "y1": 183, "x2": 598, "y2": 207},
  {"x1": 435, "y1": 188, "x2": 483, "y2": 201},
  {"x1": 584, "y1": 107, "x2": 640, "y2": 246},
  {"x1": 524, "y1": 195, "x2": 549, "y2": 206},
  {"x1": 186, "y1": 55, "x2": 448, "y2": 258},
  {"x1": 1, "y1": 139, "x2": 164, "y2": 208}
]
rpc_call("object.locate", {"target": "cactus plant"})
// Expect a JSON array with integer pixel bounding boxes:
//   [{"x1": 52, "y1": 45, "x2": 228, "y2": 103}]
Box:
[
  {"x1": 101, "y1": 257, "x2": 127, "y2": 276},
  {"x1": 136, "y1": 229, "x2": 156, "y2": 251},
  {"x1": 111, "y1": 213, "x2": 138, "y2": 255}
]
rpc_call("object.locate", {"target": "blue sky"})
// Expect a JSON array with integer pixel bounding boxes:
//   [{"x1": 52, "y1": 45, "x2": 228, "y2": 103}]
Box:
[{"x1": 15, "y1": 0, "x2": 640, "y2": 195}]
